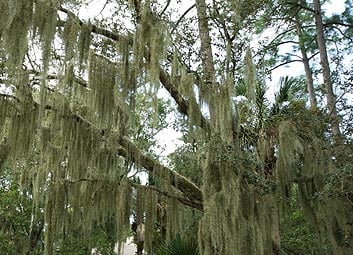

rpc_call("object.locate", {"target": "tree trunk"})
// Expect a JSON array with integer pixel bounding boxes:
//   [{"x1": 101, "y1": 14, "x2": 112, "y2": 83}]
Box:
[
  {"x1": 195, "y1": 1, "x2": 275, "y2": 254},
  {"x1": 195, "y1": 0, "x2": 217, "y2": 125},
  {"x1": 270, "y1": 202, "x2": 281, "y2": 255},
  {"x1": 313, "y1": 0, "x2": 341, "y2": 137},
  {"x1": 195, "y1": 0, "x2": 236, "y2": 143},
  {"x1": 294, "y1": 15, "x2": 318, "y2": 110},
  {"x1": 195, "y1": 0, "x2": 215, "y2": 87},
  {"x1": 26, "y1": 215, "x2": 44, "y2": 255}
]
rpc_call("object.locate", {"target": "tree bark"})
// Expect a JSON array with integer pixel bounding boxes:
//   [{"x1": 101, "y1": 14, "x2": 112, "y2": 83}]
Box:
[
  {"x1": 313, "y1": 0, "x2": 341, "y2": 137},
  {"x1": 195, "y1": 2, "x2": 275, "y2": 254},
  {"x1": 195, "y1": 0, "x2": 218, "y2": 125},
  {"x1": 195, "y1": 0, "x2": 216, "y2": 87},
  {"x1": 294, "y1": 15, "x2": 318, "y2": 110}
]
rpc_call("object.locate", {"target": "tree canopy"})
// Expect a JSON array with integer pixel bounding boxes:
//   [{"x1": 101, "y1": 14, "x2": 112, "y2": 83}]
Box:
[{"x1": 0, "y1": 0, "x2": 353, "y2": 254}]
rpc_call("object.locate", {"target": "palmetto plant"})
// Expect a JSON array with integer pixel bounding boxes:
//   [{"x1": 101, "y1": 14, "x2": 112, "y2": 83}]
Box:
[
  {"x1": 156, "y1": 235, "x2": 199, "y2": 255},
  {"x1": 270, "y1": 76, "x2": 306, "y2": 116}
]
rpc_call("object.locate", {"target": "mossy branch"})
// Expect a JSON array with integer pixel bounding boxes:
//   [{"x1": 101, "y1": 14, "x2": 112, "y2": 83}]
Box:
[
  {"x1": 3, "y1": 80, "x2": 203, "y2": 210},
  {"x1": 58, "y1": 7, "x2": 130, "y2": 43},
  {"x1": 116, "y1": 136, "x2": 203, "y2": 208},
  {"x1": 57, "y1": 6, "x2": 211, "y2": 133},
  {"x1": 158, "y1": 67, "x2": 211, "y2": 133},
  {"x1": 62, "y1": 177, "x2": 202, "y2": 211},
  {"x1": 45, "y1": 99, "x2": 204, "y2": 209}
]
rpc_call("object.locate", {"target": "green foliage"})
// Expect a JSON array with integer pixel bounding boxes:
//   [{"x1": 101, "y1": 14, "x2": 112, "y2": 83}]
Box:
[
  {"x1": 325, "y1": 162, "x2": 353, "y2": 201},
  {"x1": 57, "y1": 238, "x2": 89, "y2": 255},
  {"x1": 168, "y1": 144, "x2": 203, "y2": 186},
  {"x1": 0, "y1": 170, "x2": 39, "y2": 254},
  {"x1": 58, "y1": 228, "x2": 115, "y2": 255},
  {"x1": 271, "y1": 76, "x2": 306, "y2": 116},
  {"x1": 157, "y1": 235, "x2": 199, "y2": 255},
  {"x1": 130, "y1": 92, "x2": 172, "y2": 151},
  {"x1": 281, "y1": 209, "x2": 324, "y2": 255}
]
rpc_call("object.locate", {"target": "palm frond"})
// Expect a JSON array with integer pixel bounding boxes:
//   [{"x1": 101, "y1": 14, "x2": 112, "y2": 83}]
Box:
[
  {"x1": 157, "y1": 235, "x2": 199, "y2": 255},
  {"x1": 235, "y1": 78, "x2": 247, "y2": 97},
  {"x1": 270, "y1": 76, "x2": 306, "y2": 116}
]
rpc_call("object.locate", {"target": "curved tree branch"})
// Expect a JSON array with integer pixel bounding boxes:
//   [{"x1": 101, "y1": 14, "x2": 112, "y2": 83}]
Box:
[
  {"x1": 170, "y1": 4, "x2": 196, "y2": 35},
  {"x1": 159, "y1": 0, "x2": 172, "y2": 17},
  {"x1": 266, "y1": 59, "x2": 303, "y2": 73},
  {"x1": 117, "y1": 136, "x2": 203, "y2": 206},
  {"x1": 3, "y1": 72, "x2": 204, "y2": 211},
  {"x1": 62, "y1": 177, "x2": 203, "y2": 211}
]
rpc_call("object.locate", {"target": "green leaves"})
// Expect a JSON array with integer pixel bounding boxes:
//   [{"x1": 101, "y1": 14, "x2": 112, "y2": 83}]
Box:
[
  {"x1": 270, "y1": 76, "x2": 306, "y2": 116},
  {"x1": 281, "y1": 208, "x2": 323, "y2": 254},
  {"x1": 157, "y1": 235, "x2": 199, "y2": 255},
  {"x1": 0, "y1": 171, "x2": 35, "y2": 254}
]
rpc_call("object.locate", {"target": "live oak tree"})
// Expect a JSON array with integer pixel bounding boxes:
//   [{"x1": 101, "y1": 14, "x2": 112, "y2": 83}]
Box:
[{"x1": 0, "y1": 0, "x2": 353, "y2": 254}]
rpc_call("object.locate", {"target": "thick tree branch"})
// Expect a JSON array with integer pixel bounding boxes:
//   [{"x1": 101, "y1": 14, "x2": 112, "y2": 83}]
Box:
[
  {"x1": 56, "y1": 107, "x2": 203, "y2": 209},
  {"x1": 313, "y1": 0, "x2": 341, "y2": 138},
  {"x1": 61, "y1": 173, "x2": 203, "y2": 211},
  {"x1": 130, "y1": 182, "x2": 203, "y2": 211},
  {"x1": 58, "y1": 7, "x2": 132, "y2": 43},
  {"x1": 63, "y1": 110, "x2": 204, "y2": 209},
  {"x1": 294, "y1": 14, "x2": 318, "y2": 110},
  {"x1": 116, "y1": 136, "x2": 203, "y2": 206},
  {"x1": 158, "y1": 68, "x2": 211, "y2": 133},
  {"x1": 195, "y1": 0, "x2": 216, "y2": 87}
]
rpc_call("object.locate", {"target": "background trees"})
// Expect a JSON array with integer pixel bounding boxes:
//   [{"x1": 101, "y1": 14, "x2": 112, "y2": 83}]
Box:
[{"x1": 0, "y1": 0, "x2": 353, "y2": 254}]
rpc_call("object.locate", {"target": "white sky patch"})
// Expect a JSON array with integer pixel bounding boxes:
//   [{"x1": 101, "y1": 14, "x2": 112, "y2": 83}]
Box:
[
  {"x1": 154, "y1": 126, "x2": 183, "y2": 156},
  {"x1": 155, "y1": 88, "x2": 183, "y2": 160},
  {"x1": 322, "y1": 0, "x2": 346, "y2": 16},
  {"x1": 0, "y1": 80, "x2": 16, "y2": 96},
  {"x1": 78, "y1": 1, "x2": 113, "y2": 21},
  {"x1": 232, "y1": 95, "x2": 248, "y2": 104}
]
